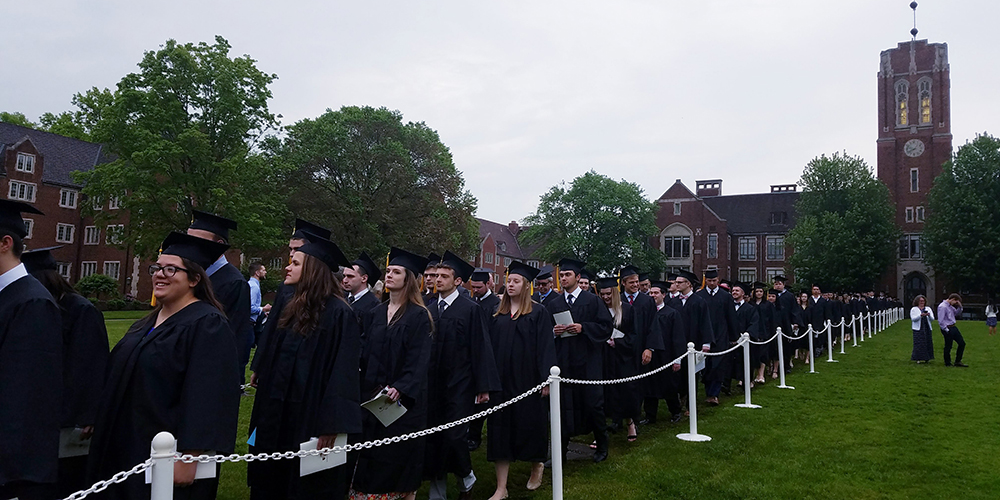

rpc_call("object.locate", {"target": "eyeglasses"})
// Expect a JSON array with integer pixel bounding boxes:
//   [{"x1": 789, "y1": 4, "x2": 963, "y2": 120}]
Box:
[{"x1": 148, "y1": 264, "x2": 191, "y2": 277}]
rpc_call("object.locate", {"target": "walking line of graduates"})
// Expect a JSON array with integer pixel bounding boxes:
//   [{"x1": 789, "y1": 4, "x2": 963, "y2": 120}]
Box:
[{"x1": 0, "y1": 199, "x2": 902, "y2": 500}]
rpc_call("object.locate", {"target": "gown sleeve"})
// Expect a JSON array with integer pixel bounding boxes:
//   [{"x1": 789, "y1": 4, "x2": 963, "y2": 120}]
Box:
[
  {"x1": 470, "y1": 304, "x2": 502, "y2": 394},
  {"x1": 391, "y1": 309, "x2": 433, "y2": 402},
  {"x1": 316, "y1": 303, "x2": 364, "y2": 436},
  {"x1": 176, "y1": 313, "x2": 241, "y2": 453}
]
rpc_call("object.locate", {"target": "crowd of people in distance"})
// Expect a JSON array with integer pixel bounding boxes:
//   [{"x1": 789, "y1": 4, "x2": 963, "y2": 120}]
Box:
[{"x1": 0, "y1": 198, "x2": 929, "y2": 500}]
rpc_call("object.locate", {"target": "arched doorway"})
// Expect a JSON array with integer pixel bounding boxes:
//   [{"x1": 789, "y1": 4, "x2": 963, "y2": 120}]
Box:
[{"x1": 904, "y1": 272, "x2": 928, "y2": 306}]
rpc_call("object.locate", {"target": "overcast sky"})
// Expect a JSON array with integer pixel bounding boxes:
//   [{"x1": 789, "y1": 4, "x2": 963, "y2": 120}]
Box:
[{"x1": 3, "y1": 1, "x2": 997, "y2": 223}]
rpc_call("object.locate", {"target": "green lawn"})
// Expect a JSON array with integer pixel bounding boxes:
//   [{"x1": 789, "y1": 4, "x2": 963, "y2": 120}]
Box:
[{"x1": 101, "y1": 317, "x2": 1000, "y2": 499}]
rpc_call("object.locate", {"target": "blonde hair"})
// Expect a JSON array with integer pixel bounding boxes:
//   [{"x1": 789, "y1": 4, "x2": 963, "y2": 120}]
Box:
[
  {"x1": 599, "y1": 284, "x2": 623, "y2": 328},
  {"x1": 496, "y1": 274, "x2": 534, "y2": 319}
]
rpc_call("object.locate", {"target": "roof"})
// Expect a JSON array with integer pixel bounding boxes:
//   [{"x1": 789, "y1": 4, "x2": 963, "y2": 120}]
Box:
[
  {"x1": 0, "y1": 122, "x2": 110, "y2": 187},
  {"x1": 477, "y1": 218, "x2": 525, "y2": 258},
  {"x1": 702, "y1": 191, "x2": 800, "y2": 234}
]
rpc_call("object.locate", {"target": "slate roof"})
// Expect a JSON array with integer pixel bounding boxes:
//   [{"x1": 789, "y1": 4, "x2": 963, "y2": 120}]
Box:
[
  {"x1": 0, "y1": 122, "x2": 110, "y2": 187},
  {"x1": 702, "y1": 191, "x2": 800, "y2": 235}
]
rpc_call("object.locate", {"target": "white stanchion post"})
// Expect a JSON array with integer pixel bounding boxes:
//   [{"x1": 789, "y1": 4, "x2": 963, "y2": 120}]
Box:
[
  {"x1": 867, "y1": 313, "x2": 873, "y2": 339},
  {"x1": 840, "y1": 319, "x2": 846, "y2": 354},
  {"x1": 677, "y1": 343, "x2": 711, "y2": 442},
  {"x1": 776, "y1": 327, "x2": 793, "y2": 390},
  {"x1": 852, "y1": 315, "x2": 859, "y2": 347},
  {"x1": 548, "y1": 366, "x2": 563, "y2": 500},
  {"x1": 150, "y1": 432, "x2": 176, "y2": 500},
  {"x1": 735, "y1": 334, "x2": 760, "y2": 409},
  {"x1": 857, "y1": 314, "x2": 864, "y2": 343},
  {"x1": 807, "y1": 325, "x2": 816, "y2": 373},
  {"x1": 825, "y1": 320, "x2": 837, "y2": 363}
]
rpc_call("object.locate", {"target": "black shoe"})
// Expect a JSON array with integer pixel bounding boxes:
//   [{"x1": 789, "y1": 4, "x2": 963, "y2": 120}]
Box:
[
  {"x1": 543, "y1": 459, "x2": 552, "y2": 468},
  {"x1": 670, "y1": 413, "x2": 683, "y2": 424},
  {"x1": 721, "y1": 386, "x2": 732, "y2": 396},
  {"x1": 954, "y1": 362, "x2": 969, "y2": 367},
  {"x1": 593, "y1": 450, "x2": 608, "y2": 463},
  {"x1": 467, "y1": 439, "x2": 481, "y2": 451},
  {"x1": 638, "y1": 418, "x2": 656, "y2": 425}
]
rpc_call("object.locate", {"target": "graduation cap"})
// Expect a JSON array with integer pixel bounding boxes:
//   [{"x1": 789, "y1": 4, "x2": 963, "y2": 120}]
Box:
[
  {"x1": 161, "y1": 231, "x2": 230, "y2": 270},
  {"x1": 638, "y1": 273, "x2": 650, "y2": 282},
  {"x1": 425, "y1": 252, "x2": 442, "y2": 269},
  {"x1": 703, "y1": 268, "x2": 719, "y2": 279},
  {"x1": 767, "y1": 288, "x2": 779, "y2": 296},
  {"x1": 619, "y1": 265, "x2": 640, "y2": 279},
  {"x1": 0, "y1": 199, "x2": 43, "y2": 238},
  {"x1": 291, "y1": 218, "x2": 331, "y2": 241},
  {"x1": 666, "y1": 272, "x2": 678, "y2": 281},
  {"x1": 189, "y1": 210, "x2": 238, "y2": 242},
  {"x1": 470, "y1": 267, "x2": 492, "y2": 283},
  {"x1": 353, "y1": 252, "x2": 382, "y2": 282},
  {"x1": 536, "y1": 265, "x2": 554, "y2": 280},
  {"x1": 772, "y1": 275, "x2": 788, "y2": 283},
  {"x1": 389, "y1": 247, "x2": 430, "y2": 276},
  {"x1": 297, "y1": 236, "x2": 351, "y2": 272},
  {"x1": 580, "y1": 269, "x2": 593, "y2": 281},
  {"x1": 21, "y1": 245, "x2": 62, "y2": 273},
  {"x1": 440, "y1": 250, "x2": 475, "y2": 281},
  {"x1": 557, "y1": 257, "x2": 586, "y2": 274},
  {"x1": 731, "y1": 282, "x2": 751, "y2": 295},
  {"x1": 719, "y1": 279, "x2": 731, "y2": 291},
  {"x1": 508, "y1": 261, "x2": 541, "y2": 281},
  {"x1": 676, "y1": 270, "x2": 699, "y2": 285},
  {"x1": 650, "y1": 281, "x2": 671, "y2": 293},
  {"x1": 596, "y1": 276, "x2": 619, "y2": 291},
  {"x1": 752, "y1": 281, "x2": 768, "y2": 290}
]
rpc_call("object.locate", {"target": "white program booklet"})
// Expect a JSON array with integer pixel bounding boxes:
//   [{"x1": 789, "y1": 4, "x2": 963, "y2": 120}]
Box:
[
  {"x1": 362, "y1": 388, "x2": 408, "y2": 427},
  {"x1": 694, "y1": 352, "x2": 706, "y2": 373},
  {"x1": 59, "y1": 428, "x2": 91, "y2": 458},
  {"x1": 611, "y1": 328, "x2": 625, "y2": 340},
  {"x1": 553, "y1": 311, "x2": 576, "y2": 337},
  {"x1": 300, "y1": 434, "x2": 348, "y2": 477}
]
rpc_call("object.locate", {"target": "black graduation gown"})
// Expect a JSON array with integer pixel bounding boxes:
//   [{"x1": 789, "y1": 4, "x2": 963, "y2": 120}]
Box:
[
  {"x1": 619, "y1": 293, "x2": 659, "y2": 411},
  {"x1": 56, "y1": 293, "x2": 110, "y2": 497},
  {"x1": 555, "y1": 290, "x2": 613, "y2": 437},
  {"x1": 602, "y1": 302, "x2": 630, "y2": 422},
  {"x1": 695, "y1": 288, "x2": 738, "y2": 385},
  {"x1": 731, "y1": 301, "x2": 760, "y2": 380},
  {"x1": 775, "y1": 290, "x2": 798, "y2": 354},
  {"x1": 350, "y1": 290, "x2": 381, "y2": 319},
  {"x1": 209, "y1": 263, "x2": 252, "y2": 367},
  {"x1": 477, "y1": 291, "x2": 501, "y2": 316},
  {"x1": 424, "y1": 294, "x2": 501, "y2": 479},
  {"x1": 487, "y1": 304, "x2": 556, "y2": 463},
  {"x1": 86, "y1": 302, "x2": 240, "y2": 500},
  {"x1": 756, "y1": 300, "x2": 777, "y2": 362},
  {"x1": 354, "y1": 304, "x2": 433, "y2": 494},
  {"x1": 804, "y1": 296, "x2": 830, "y2": 333},
  {"x1": 648, "y1": 304, "x2": 686, "y2": 411},
  {"x1": 0, "y1": 274, "x2": 62, "y2": 489},
  {"x1": 666, "y1": 294, "x2": 714, "y2": 348},
  {"x1": 247, "y1": 296, "x2": 362, "y2": 500},
  {"x1": 250, "y1": 284, "x2": 294, "y2": 373}
]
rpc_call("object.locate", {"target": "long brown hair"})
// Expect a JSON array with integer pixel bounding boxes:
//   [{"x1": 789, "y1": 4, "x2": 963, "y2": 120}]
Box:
[
  {"x1": 386, "y1": 267, "x2": 433, "y2": 330},
  {"x1": 496, "y1": 274, "x2": 533, "y2": 319},
  {"x1": 143, "y1": 257, "x2": 224, "y2": 322},
  {"x1": 279, "y1": 253, "x2": 343, "y2": 336}
]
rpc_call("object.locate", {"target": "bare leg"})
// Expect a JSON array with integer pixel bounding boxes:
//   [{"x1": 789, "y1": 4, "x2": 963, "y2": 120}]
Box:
[
  {"x1": 490, "y1": 461, "x2": 510, "y2": 500},
  {"x1": 526, "y1": 462, "x2": 544, "y2": 490}
]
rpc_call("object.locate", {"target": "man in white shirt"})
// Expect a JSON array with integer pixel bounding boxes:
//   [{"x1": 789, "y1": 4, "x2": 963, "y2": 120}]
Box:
[{"x1": 344, "y1": 252, "x2": 382, "y2": 317}]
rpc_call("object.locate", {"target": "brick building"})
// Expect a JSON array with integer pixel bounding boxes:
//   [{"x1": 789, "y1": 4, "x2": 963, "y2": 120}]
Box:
[
  {"x1": 0, "y1": 123, "x2": 155, "y2": 300},
  {"x1": 876, "y1": 34, "x2": 952, "y2": 305},
  {"x1": 475, "y1": 218, "x2": 549, "y2": 288},
  {"x1": 654, "y1": 179, "x2": 798, "y2": 285}
]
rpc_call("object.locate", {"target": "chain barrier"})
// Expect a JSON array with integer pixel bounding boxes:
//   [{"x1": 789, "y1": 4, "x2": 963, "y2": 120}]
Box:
[
  {"x1": 702, "y1": 336, "x2": 750, "y2": 357},
  {"x1": 62, "y1": 459, "x2": 152, "y2": 500},
  {"x1": 561, "y1": 351, "x2": 687, "y2": 386},
  {"x1": 747, "y1": 331, "x2": 780, "y2": 346}
]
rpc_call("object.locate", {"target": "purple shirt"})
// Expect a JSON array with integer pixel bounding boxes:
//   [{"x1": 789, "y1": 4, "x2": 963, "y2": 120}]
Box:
[{"x1": 937, "y1": 300, "x2": 962, "y2": 330}]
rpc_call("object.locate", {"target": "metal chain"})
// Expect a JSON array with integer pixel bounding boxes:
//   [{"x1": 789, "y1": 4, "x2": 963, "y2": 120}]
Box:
[
  {"x1": 174, "y1": 380, "x2": 551, "y2": 464},
  {"x1": 62, "y1": 459, "x2": 152, "y2": 500}
]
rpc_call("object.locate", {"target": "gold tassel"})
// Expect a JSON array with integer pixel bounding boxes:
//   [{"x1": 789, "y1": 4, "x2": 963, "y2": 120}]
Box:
[
  {"x1": 554, "y1": 265, "x2": 561, "y2": 292},
  {"x1": 150, "y1": 243, "x2": 163, "y2": 307}
]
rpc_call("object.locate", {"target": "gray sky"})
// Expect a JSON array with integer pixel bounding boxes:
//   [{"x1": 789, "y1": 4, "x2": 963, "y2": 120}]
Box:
[{"x1": 3, "y1": 1, "x2": 997, "y2": 224}]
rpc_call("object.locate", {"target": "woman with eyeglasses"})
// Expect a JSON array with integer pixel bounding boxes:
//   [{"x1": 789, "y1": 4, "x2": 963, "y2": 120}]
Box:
[
  {"x1": 248, "y1": 236, "x2": 361, "y2": 500},
  {"x1": 87, "y1": 232, "x2": 241, "y2": 500}
]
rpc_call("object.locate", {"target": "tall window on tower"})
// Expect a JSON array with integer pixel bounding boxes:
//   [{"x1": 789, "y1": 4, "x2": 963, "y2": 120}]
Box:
[
  {"x1": 895, "y1": 80, "x2": 909, "y2": 126},
  {"x1": 918, "y1": 78, "x2": 932, "y2": 125}
]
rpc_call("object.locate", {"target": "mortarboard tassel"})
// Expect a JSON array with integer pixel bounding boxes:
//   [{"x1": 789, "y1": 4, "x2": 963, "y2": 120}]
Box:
[{"x1": 554, "y1": 265, "x2": 561, "y2": 293}]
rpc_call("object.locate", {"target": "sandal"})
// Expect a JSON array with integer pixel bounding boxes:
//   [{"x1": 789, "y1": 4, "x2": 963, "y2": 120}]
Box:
[
  {"x1": 589, "y1": 440, "x2": 597, "y2": 450},
  {"x1": 627, "y1": 422, "x2": 638, "y2": 442}
]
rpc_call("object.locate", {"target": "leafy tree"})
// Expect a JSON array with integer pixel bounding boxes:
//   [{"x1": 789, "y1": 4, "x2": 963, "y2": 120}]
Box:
[
  {"x1": 522, "y1": 171, "x2": 664, "y2": 275},
  {"x1": 923, "y1": 133, "x2": 1000, "y2": 294},
  {"x1": 38, "y1": 112, "x2": 91, "y2": 141},
  {"x1": 275, "y1": 105, "x2": 480, "y2": 259},
  {"x1": 71, "y1": 36, "x2": 287, "y2": 257},
  {"x1": 0, "y1": 111, "x2": 37, "y2": 128},
  {"x1": 787, "y1": 152, "x2": 899, "y2": 292}
]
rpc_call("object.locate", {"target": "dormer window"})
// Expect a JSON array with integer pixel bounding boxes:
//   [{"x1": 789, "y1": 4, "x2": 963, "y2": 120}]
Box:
[
  {"x1": 895, "y1": 80, "x2": 909, "y2": 126},
  {"x1": 15, "y1": 153, "x2": 35, "y2": 173}
]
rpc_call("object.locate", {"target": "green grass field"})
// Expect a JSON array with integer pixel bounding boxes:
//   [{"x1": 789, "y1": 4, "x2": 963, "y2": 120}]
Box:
[{"x1": 101, "y1": 317, "x2": 1000, "y2": 499}]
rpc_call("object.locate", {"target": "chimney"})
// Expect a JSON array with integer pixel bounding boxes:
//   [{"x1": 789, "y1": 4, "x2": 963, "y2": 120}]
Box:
[
  {"x1": 770, "y1": 184, "x2": 798, "y2": 193},
  {"x1": 696, "y1": 179, "x2": 722, "y2": 197},
  {"x1": 508, "y1": 221, "x2": 520, "y2": 235}
]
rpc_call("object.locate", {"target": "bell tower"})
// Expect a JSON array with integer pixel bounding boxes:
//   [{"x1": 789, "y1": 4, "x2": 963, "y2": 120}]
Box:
[{"x1": 876, "y1": 2, "x2": 952, "y2": 305}]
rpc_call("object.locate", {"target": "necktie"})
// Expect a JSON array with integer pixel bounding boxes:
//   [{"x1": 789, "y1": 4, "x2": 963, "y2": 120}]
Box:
[
  {"x1": 567, "y1": 294, "x2": 575, "y2": 307},
  {"x1": 628, "y1": 294, "x2": 634, "y2": 305},
  {"x1": 348, "y1": 295, "x2": 355, "y2": 304},
  {"x1": 710, "y1": 289, "x2": 716, "y2": 296},
  {"x1": 438, "y1": 300, "x2": 448, "y2": 316}
]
